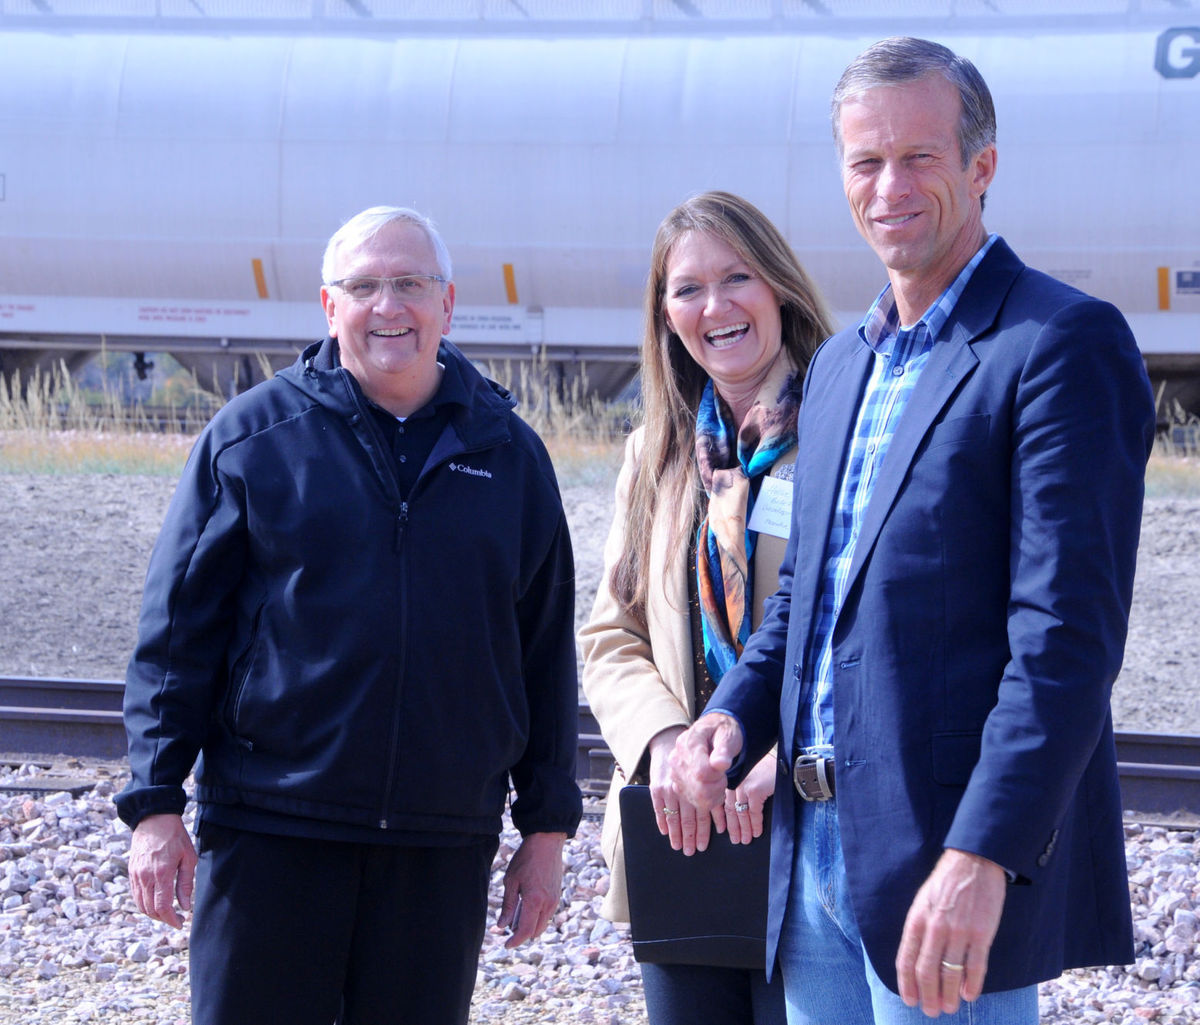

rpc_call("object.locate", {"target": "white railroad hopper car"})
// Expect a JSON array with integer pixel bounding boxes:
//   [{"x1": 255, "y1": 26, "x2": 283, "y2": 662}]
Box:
[{"x1": 0, "y1": 6, "x2": 1196, "y2": 408}]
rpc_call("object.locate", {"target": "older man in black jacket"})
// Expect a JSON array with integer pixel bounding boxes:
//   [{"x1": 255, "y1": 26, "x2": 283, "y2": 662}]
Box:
[{"x1": 117, "y1": 205, "x2": 581, "y2": 1025}]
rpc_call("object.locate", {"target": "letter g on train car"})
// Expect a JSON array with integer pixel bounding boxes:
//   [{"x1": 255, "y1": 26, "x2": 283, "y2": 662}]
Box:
[{"x1": 1156, "y1": 27, "x2": 1200, "y2": 79}]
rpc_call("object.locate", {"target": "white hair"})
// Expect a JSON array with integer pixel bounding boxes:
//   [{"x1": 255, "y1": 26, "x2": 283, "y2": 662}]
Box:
[{"x1": 321, "y1": 206, "x2": 452, "y2": 284}]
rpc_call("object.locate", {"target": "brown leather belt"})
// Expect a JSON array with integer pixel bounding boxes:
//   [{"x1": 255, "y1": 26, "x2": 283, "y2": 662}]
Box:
[{"x1": 792, "y1": 754, "x2": 835, "y2": 801}]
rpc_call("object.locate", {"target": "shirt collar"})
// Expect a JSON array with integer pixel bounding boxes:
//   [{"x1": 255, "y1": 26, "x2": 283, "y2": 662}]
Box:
[
  {"x1": 421, "y1": 351, "x2": 470, "y2": 415},
  {"x1": 338, "y1": 339, "x2": 472, "y2": 421},
  {"x1": 858, "y1": 233, "x2": 999, "y2": 354}
]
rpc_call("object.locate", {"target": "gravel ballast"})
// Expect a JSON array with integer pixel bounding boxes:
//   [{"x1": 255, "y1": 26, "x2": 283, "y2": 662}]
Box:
[{"x1": 0, "y1": 472, "x2": 1197, "y2": 1023}]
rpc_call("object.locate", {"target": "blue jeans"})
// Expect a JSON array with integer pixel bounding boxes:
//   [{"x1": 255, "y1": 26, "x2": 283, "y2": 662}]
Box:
[{"x1": 777, "y1": 800, "x2": 1037, "y2": 1025}]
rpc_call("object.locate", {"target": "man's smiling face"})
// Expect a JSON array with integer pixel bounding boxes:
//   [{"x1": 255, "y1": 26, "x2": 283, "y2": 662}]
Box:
[
  {"x1": 839, "y1": 72, "x2": 995, "y2": 305},
  {"x1": 321, "y1": 220, "x2": 454, "y2": 401}
]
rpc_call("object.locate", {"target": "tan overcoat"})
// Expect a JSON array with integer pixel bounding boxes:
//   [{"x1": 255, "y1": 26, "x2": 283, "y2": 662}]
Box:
[{"x1": 578, "y1": 428, "x2": 793, "y2": 921}]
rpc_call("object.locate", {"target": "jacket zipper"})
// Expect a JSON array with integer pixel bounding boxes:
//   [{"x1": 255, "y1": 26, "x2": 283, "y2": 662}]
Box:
[
  {"x1": 374, "y1": 442, "x2": 499, "y2": 829},
  {"x1": 375, "y1": 442, "x2": 497, "y2": 830},
  {"x1": 379, "y1": 500, "x2": 410, "y2": 829},
  {"x1": 339, "y1": 377, "x2": 411, "y2": 831},
  {"x1": 339, "y1": 370, "x2": 503, "y2": 831}
]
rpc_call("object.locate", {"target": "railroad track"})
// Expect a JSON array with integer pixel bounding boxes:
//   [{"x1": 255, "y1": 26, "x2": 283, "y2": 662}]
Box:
[
  {"x1": 0, "y1": 676, "x2": 126, "y2": 761},
  {"x1": 3, "y1": 676, "x2": 1199, "y2": 822}
]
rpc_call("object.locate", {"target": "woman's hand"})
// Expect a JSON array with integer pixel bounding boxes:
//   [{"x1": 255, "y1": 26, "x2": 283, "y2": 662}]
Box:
[
  {"x1": 720, "y1": 751, "x2": 777, "y2": 844},
  {"x1": 647, "y1": 725, "x2": 689, "y2": 848}
]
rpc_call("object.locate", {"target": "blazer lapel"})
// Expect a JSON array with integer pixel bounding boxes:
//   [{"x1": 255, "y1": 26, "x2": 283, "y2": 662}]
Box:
[
  {"x1": 841, "y1": 240, "x2": 1023, "y2": 601},
  {"x1": 647, "y1": 483, "x2": 701, "y2": 719},
  {"x1": 841, "y1": 337, "x2": 978, "y2": 594},
  {"x1": 784, "y1": 335, "x2": 872, "y2": 726}
]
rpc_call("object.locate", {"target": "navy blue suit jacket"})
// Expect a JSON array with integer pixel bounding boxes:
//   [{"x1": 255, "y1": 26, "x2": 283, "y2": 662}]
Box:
[{"x1": 712, "y1": 238, "x2": 1152, "y2": 993}]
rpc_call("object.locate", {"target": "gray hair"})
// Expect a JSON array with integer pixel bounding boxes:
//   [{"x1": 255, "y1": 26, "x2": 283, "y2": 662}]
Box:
[
  {"x1": 831, "y1": 36, "x2": 996, "y2": 170},
  {"x1": 321, "y1": 206, "x2": 453, "y2": 284}
]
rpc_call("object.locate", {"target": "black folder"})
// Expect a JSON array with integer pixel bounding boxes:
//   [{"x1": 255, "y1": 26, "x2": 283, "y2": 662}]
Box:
[{"x1": 618, "y1": 784, "x2": 771, "y2": 969}]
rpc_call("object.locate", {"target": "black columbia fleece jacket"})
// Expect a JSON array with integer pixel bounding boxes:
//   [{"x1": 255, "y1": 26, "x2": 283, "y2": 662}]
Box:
[{"x1": 117, "y1": 337, "x2": 581, "y2": 842}]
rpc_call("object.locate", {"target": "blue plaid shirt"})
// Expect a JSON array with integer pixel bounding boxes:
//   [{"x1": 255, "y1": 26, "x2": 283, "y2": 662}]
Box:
[{"x1": 798, "y1": 235, "x2": 998, "y2": 752}]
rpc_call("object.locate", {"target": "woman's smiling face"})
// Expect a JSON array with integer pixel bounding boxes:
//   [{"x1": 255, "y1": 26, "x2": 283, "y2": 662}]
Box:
[{"x1": 663, "y1": 230, "x2": 783, "y2": 397}]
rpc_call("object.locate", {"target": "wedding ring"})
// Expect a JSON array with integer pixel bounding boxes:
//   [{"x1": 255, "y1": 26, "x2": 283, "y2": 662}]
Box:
[
  {"x1": 940, "y1": 959, "x2": 964, "y2": 973},
  {"x1": 662, "y1": 807, "x2": 679, "y2": 816},
  {"x1": 734, "y1": 801, "x2": 750, "y2": 812}
]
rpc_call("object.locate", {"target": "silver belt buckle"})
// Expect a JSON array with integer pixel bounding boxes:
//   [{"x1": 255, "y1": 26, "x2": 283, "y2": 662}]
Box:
[{"x1": 792, "y1": 753, "x2": 835, "y2": 802}]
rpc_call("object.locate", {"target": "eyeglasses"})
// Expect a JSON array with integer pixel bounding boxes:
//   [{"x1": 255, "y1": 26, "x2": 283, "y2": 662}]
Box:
[{"x1": 326, "y1": 274, "x2": 447, "y2": 303}]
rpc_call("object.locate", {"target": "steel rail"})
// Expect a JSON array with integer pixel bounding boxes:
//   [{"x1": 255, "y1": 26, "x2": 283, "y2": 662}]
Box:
[{"x1": 2, "y1": 677, "x2": 1198, "y2": 822}]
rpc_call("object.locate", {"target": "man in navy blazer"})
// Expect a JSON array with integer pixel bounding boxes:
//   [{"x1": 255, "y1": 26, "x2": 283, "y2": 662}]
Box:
[{"x1": 669, "y1": 37, "x2": 1152, "y2": 1024}]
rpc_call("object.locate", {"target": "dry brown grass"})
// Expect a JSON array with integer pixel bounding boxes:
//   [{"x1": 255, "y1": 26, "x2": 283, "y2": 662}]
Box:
[
  {"x1": 0, "y1": 427, "x2": 626, "y2": 488},
  {"x1": 0, "y1": 429, "x2": 196, "y2": 476},
  {"x1": 1149, "y1": 393, "x2": 1200, "y2": 497},
  {"x1": 0, "y1": 355, "x2": 630, "y2": 485},
  {"x1": 5, "y1": 358, "x2": 1199, "y2": 496},
  {"x1": 7, "y1": 427, "x2": 1194, "y2": 498},
  {"x1": 1146, "y1": 453, "x2": 1200, "y2": 499}
]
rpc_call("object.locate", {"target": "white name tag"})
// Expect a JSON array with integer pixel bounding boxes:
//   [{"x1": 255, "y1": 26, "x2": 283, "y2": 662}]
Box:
[{"x1": 748, "y1": 474, "x2": 793, "y2": 540}]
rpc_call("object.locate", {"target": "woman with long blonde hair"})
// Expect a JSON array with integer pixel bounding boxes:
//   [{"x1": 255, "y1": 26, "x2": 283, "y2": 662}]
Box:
[{"x1": 581, "y1": 191, "x2": 833, "y2": 1024}]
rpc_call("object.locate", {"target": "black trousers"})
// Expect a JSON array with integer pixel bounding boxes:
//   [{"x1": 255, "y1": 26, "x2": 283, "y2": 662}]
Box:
[
  {"x1": 189, "y1": 823, "x2": 499, "y2": 1025},
  {"x1": 639, "y1": 961, "x2": 788, "y2": 1025}
]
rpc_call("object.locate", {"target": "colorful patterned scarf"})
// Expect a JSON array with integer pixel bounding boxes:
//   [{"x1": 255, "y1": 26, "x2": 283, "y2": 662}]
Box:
[{"x1": 694, "y1": 358, "x2": 801, "y2": 682}]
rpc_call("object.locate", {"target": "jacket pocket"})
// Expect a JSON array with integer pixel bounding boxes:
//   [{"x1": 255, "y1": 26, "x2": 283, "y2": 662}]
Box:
[
  {"x1": 925, "y1": 413, "x2": 990, "y2": 451},
  {"x1": 223, "y1": 603, "x2": 265, "y2": 737},
  {"x1": 930, "y1": 731, "x2": 982, "y2": 786}
]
